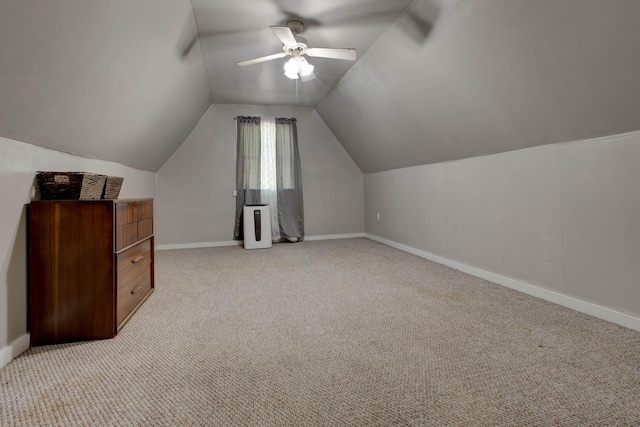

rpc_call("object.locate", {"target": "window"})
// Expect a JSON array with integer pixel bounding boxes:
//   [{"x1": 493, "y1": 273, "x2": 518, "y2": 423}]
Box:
[{"x1": 234, "y1": 116, "x2": 304, "y2": 242}]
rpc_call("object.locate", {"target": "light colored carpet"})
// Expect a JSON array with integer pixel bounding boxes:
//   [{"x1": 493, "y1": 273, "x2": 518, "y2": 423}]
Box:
[{"x1": 1, "y1": 238, "x2": 639, "y2": 426}]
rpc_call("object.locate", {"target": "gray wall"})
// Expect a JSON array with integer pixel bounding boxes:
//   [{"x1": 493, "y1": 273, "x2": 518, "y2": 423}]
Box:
[
  {"x1": 155, "y1": 104, "x2": 363, "y2": 246},
  {"x1": 0, "y1": 136, "x2": 155, "y2": 356},
  {"x1": 365, "y1": 131, "x2": 640, "y2": 318}
]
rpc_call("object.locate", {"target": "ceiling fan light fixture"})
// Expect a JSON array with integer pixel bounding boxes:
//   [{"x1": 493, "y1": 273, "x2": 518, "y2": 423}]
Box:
[
  {"x1": 284, "y1": 57, "x2": 315, "y2": 80},
  {"x1": 298, "y1": 57, "x2": 315, "y2": 77},
  {"x1": 284, "y1": 58, "x2": 300, "y2": 79}
]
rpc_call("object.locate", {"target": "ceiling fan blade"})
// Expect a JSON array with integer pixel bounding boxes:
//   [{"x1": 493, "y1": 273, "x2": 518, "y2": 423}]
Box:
[
  {"x1": 237, "y1": 52, "x2": 288, "y2": 66},
  {"x1": 306, "y1": 48, "x2": 357, "y2": 61},
  {"x1": 270, "y1": 26, "x2": 298, "y2": 48}
]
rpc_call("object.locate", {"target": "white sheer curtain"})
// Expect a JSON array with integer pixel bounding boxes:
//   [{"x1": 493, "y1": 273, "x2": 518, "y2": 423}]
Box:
[
  {"x1": 240, "y1": 122, "x2": 261, "y2": 190},
  {"x1": 260, "y1": 118, "x2": 281, "y2": 241}
]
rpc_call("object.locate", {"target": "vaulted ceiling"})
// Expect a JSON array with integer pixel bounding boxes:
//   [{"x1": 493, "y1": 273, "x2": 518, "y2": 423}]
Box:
[
  {"x1": 0, "y1": 0, "x2": 211, "y2": 172},
  {"x1": 191, "y1": 0, "x2": 415, "y2": 107},
  {"x1": 317, "y1": 0, "x2": 640, "y2": 173},
  {"x1": 1, "y1": 0, "x2": 639, "y2": 173}
]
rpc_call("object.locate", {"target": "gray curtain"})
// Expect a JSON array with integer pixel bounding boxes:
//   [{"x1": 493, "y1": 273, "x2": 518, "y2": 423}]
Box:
[
  {"x1": 276, "y1": 118, "x2": 304, "y2": 240},
  {"x1": 234, "y1": 116, "x2": 261, "y2": 240}
]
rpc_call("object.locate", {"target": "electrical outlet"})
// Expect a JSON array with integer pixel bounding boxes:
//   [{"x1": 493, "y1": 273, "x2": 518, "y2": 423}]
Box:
[
  {"x1": 232, "y1": 190, "x2": 238, "y2": 197},
  {"x1": 376, "y1": 212, "x2": 380, "y2": 220}
]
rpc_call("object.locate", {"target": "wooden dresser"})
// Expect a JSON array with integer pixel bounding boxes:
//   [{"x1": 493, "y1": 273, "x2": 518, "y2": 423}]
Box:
[{"x1": 29, "y1": 199, "x2": 154, "y2": 346}]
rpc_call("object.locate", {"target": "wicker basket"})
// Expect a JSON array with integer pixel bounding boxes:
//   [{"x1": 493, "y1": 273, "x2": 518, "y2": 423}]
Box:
[
  {"x1": 36, "y1": 172, "x2": 107, "y2": 200},
  {"x1": 102, "y1": 176, "x2": 124, "y2": 199}
]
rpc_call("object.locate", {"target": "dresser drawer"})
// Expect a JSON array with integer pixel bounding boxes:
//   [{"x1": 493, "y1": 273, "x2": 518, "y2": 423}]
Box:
[
  {"x1": 117, "y1": 238, "x2": 151, "y2": 280},
  {"x1": 117, "y1": 267, "x2": 151, "y2": 326},
  {"x1": 139, "y1": 200, "x2": 153, "y2": 220},
  {"x1": 116, "y1": 201, "x2": 139, "y2": 226},
  {"x1": 115, "y1": 200, "x2": 153, "y2": 251},
  {"x1": 115, "y1": 201, "x2": 138, "y2": 251},
  {"x1": 116, "y1": 239, "x2": 152, "y2": 326},
  {"x1": 138, "y1": 218, "x2": 153, "y2": 240},
  {"x1": 116, "y1": 223, "x2": 138, "y2": 251}
]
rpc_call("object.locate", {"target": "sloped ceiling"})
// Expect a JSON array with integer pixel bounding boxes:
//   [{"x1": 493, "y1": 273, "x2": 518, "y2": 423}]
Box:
[
  {"x1": 191, "y1": 0, "x2": 414, "y2": 107},
  {"x1": 0, "y1": 0, "x2": 212, "y2": 172},
  {"x1": 317, "y1": 0, "x2": 640, "y2": 173},
  {"x1": 2, "y1": 0, "x2": 640, "y2": 174},
  {"x1": 0, "y1": 0, "x2": 413, "y2": 172}
]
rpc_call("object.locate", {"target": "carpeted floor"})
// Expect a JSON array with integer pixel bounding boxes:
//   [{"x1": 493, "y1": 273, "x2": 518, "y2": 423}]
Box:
[{"x1": 1, "y1": 238, "x2": 639, "y2": 426}]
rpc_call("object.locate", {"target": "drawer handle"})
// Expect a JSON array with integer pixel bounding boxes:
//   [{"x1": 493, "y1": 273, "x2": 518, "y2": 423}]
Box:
[
  {"x1": 131, "y1": 255, "x2": 144, "y2": 264},
  {"x1": 130, "y1": 285, "x2": 143, "y2": 295}
]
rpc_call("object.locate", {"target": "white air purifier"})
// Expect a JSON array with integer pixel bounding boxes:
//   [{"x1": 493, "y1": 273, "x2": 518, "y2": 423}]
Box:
[{"x1": 243, "y1": 204, "x2": 272, "y2": 249}]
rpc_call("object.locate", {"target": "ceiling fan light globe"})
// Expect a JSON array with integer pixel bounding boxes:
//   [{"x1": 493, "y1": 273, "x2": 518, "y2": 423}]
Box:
[
  {"x1": 300, "y1": 71, "x2": 316, "y2": 82},
  {"x1": 284, "y1": 58, "x2": 300, "y2": 79},
  {"x1": 299, "y1": 60, "x2": 315, "y2": 77}
]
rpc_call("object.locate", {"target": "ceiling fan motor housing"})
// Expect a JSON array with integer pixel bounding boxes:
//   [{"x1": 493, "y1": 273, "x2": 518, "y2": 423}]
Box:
[{"x1": 286, "y1": 20, "x2": 305, "y2": 35}]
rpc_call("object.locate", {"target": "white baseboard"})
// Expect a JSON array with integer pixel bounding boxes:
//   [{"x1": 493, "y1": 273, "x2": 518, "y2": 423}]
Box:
[
  {"x1": 156, "y1": 234, "x2": 364, "y2": 251},
  {"x1": 0, "y1": 333, "x2": 30, "y2": 369},
  {"x1": 365, "y1": 234, "x2": 640, "y2": 332},
  {"x1": 156, "y1": 241, "x2": 241, "y2": 250},
  {"x1": 305, "y1": 233, "x2": 364, "y2": 241}
]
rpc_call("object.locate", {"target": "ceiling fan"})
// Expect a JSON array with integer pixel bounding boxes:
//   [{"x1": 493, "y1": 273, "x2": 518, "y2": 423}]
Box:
[{"x1": 237, "y1": 20, "x2": 357, "y2": 82}]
